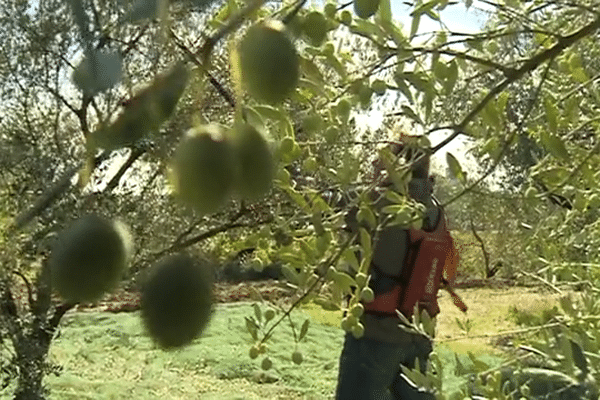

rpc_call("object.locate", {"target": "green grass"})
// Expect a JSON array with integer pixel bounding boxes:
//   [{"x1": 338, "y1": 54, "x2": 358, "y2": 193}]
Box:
[
  {"x1": 0, "y1": 297, "x2": 523, "y2": 400},
  {"x1": 42, "y1": 303, "x2": 344, "y2": 400}
]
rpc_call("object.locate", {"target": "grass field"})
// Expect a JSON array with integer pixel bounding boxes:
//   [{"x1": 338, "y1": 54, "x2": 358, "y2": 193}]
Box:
[{"x1": 0, "y1": 286, "x2": 564, "y2": 399}]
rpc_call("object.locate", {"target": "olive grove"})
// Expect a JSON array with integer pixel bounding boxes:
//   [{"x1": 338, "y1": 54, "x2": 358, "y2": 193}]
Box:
[{"x1": 1, "y1": 0, "x2": 600, "y2": 398}]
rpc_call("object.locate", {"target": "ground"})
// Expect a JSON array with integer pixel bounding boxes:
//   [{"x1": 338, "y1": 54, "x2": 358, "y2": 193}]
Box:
[{"x1": 2, "y1": 277, "x2": 569, "y2": 399}]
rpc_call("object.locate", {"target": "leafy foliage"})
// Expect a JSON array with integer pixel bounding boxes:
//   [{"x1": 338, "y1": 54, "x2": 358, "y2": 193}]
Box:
[{"x1": 2, "y1": 0, "x2": 600, "y2": 398}]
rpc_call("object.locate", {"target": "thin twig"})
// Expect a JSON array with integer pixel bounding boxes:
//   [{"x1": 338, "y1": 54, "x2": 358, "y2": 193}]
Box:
[
  {"x1": 517, "y1": 269, "x2": 563, "y2": 295},
  {"x1": 48, "y1": 302, "x2": 76, "y2": 330},
  {"x1": 170, "y1": 29, "x2": 236, "y2": 108}
]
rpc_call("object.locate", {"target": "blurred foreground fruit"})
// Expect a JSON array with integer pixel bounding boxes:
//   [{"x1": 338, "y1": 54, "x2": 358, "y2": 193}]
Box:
[
  {"x1": 50, "y1": 215, "x2": 132, "y2": 303},
  {"x1": 261, "y1": 356, "x2": 273, "y2": 370},
  {"x1": 303, "y1": 11, "x2": 328, "y2": 46},
  {"x1": 169, "y1": 125, "x2": 236, "y2": 215},
  {"x1": 239, "y1": 21, "x2": 299, "y2": 104},
  {"x1": 89, "y1": 62, "x2": 188, "y2": 150},
  {"x1": 292, "y1": 350, "x2": 303, "y2": 365},
  {"x1": 141, "y1": 254, "x2": 214, "y2": 349},
  {"x1": 233, "y1": 124, "x2": 274, "y2": 201},
  {"x1": 354, "y1": 0, "x2": 380, "y2": 19}
]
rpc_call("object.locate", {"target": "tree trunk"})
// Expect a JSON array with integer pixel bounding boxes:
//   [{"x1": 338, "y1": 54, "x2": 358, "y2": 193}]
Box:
[{"x1": 13, "y1": 332, "x2": 51, "y2": 400}]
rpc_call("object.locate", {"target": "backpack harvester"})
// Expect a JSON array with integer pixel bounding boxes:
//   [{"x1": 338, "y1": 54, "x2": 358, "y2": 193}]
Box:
[{"x1": 363, "y1": 205, "x2": 467, "y2": 319}]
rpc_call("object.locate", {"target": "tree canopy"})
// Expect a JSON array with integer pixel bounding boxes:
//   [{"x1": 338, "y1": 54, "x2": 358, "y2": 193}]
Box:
[{"x1": 2, "y1": 0, "x2": 600, "y2": 398}]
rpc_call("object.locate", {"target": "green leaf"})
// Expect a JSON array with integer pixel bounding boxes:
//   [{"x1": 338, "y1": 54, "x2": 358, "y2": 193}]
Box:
[
  {"x1": 543, "y1": 96, "x2": 558, "y2": 132},
  {"x1": 559, "y1": 295, "x2": 576, "y2": 316},
  {"x1": 420, "y1": 308, "x2": 435, "y2": 337},
  {"x1": 482, "y1": 100, "x2": 500, "y2": 127},
  {"x1": 245, "y1": 317, "x2": 259, "y2": 340},
  {"x1": 446, "y1": 152, "x2": 465, "y2": 182},
  {"x1": 571, "y1": 67, "x2": 589, "y2": 83},
  {"x1": 287, "y1": 189, "x2": 309, "y2": 212},
  {"x1": 468, "y1": 352, "x2": 490, "y2": 371},
  {"x1": 311, "y1": 212, "x2": 325, "y2": 236},
  {"x1": 384, "y1": 189, "x2": 406, "y2": 204},
  {"x1": 425, "y1": 9, "x2": 439, "y2": 21},
  {"x1": 377, "y1": 0, "x2": 392, "y2": 24},
  {"x1": 313, "y1": 297, "x2": 340, "y2": 311},
  {"x1": 412, "y1": 0, "x2": 441, "y2": 17},
  {"x1": 394, "y1": 78, "x2": 414, "y2": 103},
  {"x1": 359, "y1": 228, "x2": 372, "y2": 258},
  {"x1": 324, "y1": 53, "x2": 347, "y2": 80},
  {"x1": 299, "y1": 319, "x2": 310, "y2": 341},
  {"x1": 253, "y1": 303, "x2": 262, "y2": 324},
  {"x1": 300, "y1": 57, "x2": 324, "y2": 83},
  {"x1": 497, "y1": 91, "x2": 510, "y2": 114},
  {"x1": 454, "y1": 354, "x2": 470, "y2": 375},
  {"x1": 558, "y1": 333, "x2": 574, "y2": 373},
  {"x1": 281, "y1": 265, "x2": 300, "y2": 285},
  {"x1": 88, "y1": 63, "x2": 187, "y2": 150},
  {"x1": 298, "y1": 78, "x2": 328, "y2": 99},
  {"x1": 401, "y1": 105, "x2": 423, "y2": 125},
  {"x1": 382, "y1": 204, "x2": 405, "y2": 214},
  {"x1": 356, "y1": 205, "x2": 377, "y2": 228},
  {"x1": 424, "y1": 87, "x2": 435, "y2": 123},
  {"x1": 403, "y1": 71, "x2": 430, "y2": 92},
  {"x1": 350, "y1": 19, "x2": 385, "y2": 41},
  {"x1": 299, "y1": 240, "x2": 317, "y2": 262},
  {"x1": 540, "y1": 130, "x2": 569, "y2": 160},
  {"x1": 410, "y1": 14, "x2": 420, "y2": 40},
  {"x1": 570, "y1": 339, "x2": 588, "y2": 376},
  {"x1": 433, "y1": 60, "x2": 447, "y2": 80},
  {"x1": 479, "y1": 137, "x2": 499, "y2": 156},
  {"x1": 333, "y1": 271, "x2": 357, "y2": 294},
  {"x1": 444, "y1": 60, "x2": 458, "y2": 94},
  {"x1": 342, "y1": 247, "x2": 360, "y2": 272}
]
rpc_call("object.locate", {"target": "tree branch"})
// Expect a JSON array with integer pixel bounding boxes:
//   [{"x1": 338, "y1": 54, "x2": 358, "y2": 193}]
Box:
[
  {"x1": 282, "y1": 0, "x2": 308, "y2": 25},
  {"x1": 432, "y1": 15, "x2": 600, "y2": 154},
  {"x1": 104, "y1": 146, "x2": 146, "y2": 192},
  {"x1": 10, "y1": 151, "x2": 110, "y2": 231},
  {"x1": 170, "y1": 29, "x2": 236, "y2": 108},
  {"x1": 48, "y1": 302, "x2": 76, "y2": 331},
  {"x1": 44, "y1": 85, "x2": 79, "y2": 116},
  {"x1": 410, "y1": 46, "x2": 517, "y2": 77},
  {"x1": 136, "y1": 204, "x2": 265, "y2": 271},
  {"x1": 469, "y1": 218, "x2": 490, "y2": 278}
]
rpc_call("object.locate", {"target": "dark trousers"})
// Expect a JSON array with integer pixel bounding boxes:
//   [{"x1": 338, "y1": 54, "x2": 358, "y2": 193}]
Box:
[{"x1": 335, "y1": 333, "x2": 436, "y2": 400}]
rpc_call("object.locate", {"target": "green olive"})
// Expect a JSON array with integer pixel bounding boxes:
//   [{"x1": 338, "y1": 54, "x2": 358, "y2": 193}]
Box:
[
  {"x1": 239, "y1": 21, "x2": 299, "y2": 104},
  {"x1": 169, "y1": 125, "x2": 236, "y2": 215},
  {"x1": 233, "y1": 124, "x2": 274, "y2": 201},
  {"x1": 140, "y1": 254, "x2": 214, "y2": 350},
  {"x1": 50, "y1": 215, "x2": 132, "y2": 303}
]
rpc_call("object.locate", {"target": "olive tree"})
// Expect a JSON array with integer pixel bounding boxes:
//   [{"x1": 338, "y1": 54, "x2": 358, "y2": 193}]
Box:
[{"x1": 2, "y1": 0, "x2": 600, "y2": 399}]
